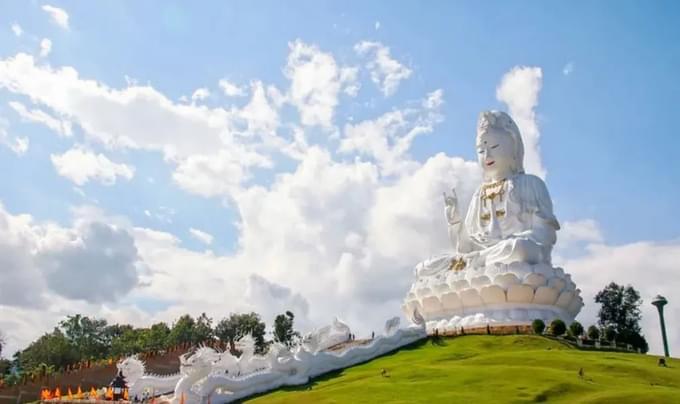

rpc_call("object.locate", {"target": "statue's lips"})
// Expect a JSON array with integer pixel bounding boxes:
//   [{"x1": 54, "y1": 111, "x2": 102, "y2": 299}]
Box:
[{"x1": 485, "y1": 160, "x2": 495, "y2": 166}]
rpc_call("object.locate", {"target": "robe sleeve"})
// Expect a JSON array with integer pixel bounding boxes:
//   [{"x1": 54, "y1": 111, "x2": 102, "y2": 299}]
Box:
[{"x1": 526, "y1": 174, "x2": 560, "y2": 230}]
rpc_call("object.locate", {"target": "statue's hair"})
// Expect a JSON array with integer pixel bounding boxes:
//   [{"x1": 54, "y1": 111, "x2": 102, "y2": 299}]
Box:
[{"x1": 476, "y1": 110, "x2": 525, "y2": 174}]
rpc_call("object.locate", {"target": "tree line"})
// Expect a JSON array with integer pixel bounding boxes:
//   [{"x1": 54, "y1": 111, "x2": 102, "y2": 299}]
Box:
[
  {"x1": 0, "y1": 311, "x2": 300, "y2": 387},
  {"x1": 531, "y1": 282, "x2": 649, "y2": 353}
]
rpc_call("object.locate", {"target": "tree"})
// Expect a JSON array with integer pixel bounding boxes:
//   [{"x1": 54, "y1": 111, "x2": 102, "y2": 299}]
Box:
[
  {"x1": 549, "y1": 319, "x2": 566, "y2": 336},
  {"x1": 595, "y1": 283, "x2": 648, "y2": 351},
  {"x1": 15, "y1": 328, "x2": 78, "y2": 372},
  {"x1": 587, "y1": 325, "x2": 600, "y2": 341},
  {"x1": 59, "y1": 315, "x2": 109, "y2": 360},
  {"x1": 603, "y1": 326, "x2": 617, "y2": 342},
  {"x1": 140, "y1": 322, "x2": 171, "y2": 352},
  {"x1": 0, "y1": 358, "x2": 11, "y2": 376},
  {"x1": 103, "y1": 324, "x2": 134, "y2": 345},
  {"x1": 618, "y1": 329, "x2": 649, "y2": 353},
  {"x1": 215, "y1": 313, "x2": 268, "y2": 354},
  {"x1": 531, "y1": 319, "x2": 545, "y2": 335},
  {"x1": 0, "y1": 330, "x2": 4, "y2": 357},
  {"x1": 110, "y1": 328, "x2": 143, "y2": 357},
  {"x1": 595, "y1": 282, "x2": 642, "y2": 333},
  {"x1": 168, "y1": 315, "x2": 196, "y2": 346},
  {"x1": 193, "y1": 313, "x2": 214, "y2": 344},
  {"x1": 273, "y1": 311, "x2": 300, "y2": 348},
  {"x1": 568, "y1": 321, "x2": 584, "y2": 337}
]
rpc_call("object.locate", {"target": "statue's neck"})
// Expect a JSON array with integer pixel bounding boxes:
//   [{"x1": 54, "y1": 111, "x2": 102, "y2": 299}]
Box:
[{"x1": 483, "y1": 174, "x2": 512, "y2": 183}]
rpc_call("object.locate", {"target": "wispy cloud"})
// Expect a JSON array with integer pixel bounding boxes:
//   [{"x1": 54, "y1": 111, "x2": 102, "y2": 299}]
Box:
[
  {"x1": 11, "y1": 23, "x2": 23, "y2": 37},
  {"x1": 41, "y1": 4, "x2": 70, "y2": 30}
]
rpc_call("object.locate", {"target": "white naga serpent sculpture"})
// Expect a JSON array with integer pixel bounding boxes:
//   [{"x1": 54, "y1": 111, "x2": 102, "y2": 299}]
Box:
[{"x1": 119, "y1": 315, "x2": 426, "y2": 404}]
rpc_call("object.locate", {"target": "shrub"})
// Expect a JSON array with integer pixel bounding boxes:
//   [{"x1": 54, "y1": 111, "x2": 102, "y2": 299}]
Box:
[
  {"x1": 549, "y1": 319, "x2": 567, "y2": 336},
  {"x1": 531, "y1": 319, "x2": 546, "y2": 335},
  {"x1": 563, "y1": 335, "x2": 577, "y2": 342},
  {"x1": 586, "y1": 325, "x2": 600, "y2": 341},
  {"x1": 617, "y1": 329, "x2": 649, "y2": 353},
  {"x1": 603, "y1": 326, "x2": 617, "y2": 342},
  {"x1": 569, "y1": 321, "x2": 584, "y2": 337}
]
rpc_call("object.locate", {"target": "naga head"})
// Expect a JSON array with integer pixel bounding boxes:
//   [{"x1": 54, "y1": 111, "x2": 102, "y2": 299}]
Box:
[
  {"x1": 117, "y1": 356, "x2": 145, "y2": 383},
  {"x1": 179, "y1": 346, "x2": 220, "y2": 375}
]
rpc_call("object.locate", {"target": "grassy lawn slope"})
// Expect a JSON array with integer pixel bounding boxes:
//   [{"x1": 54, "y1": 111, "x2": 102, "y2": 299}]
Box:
[{"x1": 245, "y1": 335, "x2": 679, "y2": 403}]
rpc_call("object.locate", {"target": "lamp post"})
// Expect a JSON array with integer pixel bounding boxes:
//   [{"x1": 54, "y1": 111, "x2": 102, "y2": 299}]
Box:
[{"x1": 651, "y1": 295, "x2": 670, "y2": 358}]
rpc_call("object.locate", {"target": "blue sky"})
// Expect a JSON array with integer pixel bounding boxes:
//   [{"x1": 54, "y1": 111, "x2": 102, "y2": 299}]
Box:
[{"x1": 0, "y1": 1, "x2": 678, "y2": 355}]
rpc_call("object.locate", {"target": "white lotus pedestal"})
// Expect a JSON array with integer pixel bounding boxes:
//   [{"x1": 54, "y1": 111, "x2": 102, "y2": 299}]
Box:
[{"x1": 402, "y1": 260, "x2": 583, "y2": 334}]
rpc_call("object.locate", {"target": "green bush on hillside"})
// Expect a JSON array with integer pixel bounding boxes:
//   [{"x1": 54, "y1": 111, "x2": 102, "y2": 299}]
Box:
[
  {"x1": 569, "y1": 321, "x2": 584, "y2": 337},
  {"x1": 587, "y1": 325, "x2": 600, "y2": 341},
  {"x1": 531, "y1": 319, "x2": 545, "y2": 335},
  {"x1": 549, "y1": 319, "x2": 566, "y2": 336}
]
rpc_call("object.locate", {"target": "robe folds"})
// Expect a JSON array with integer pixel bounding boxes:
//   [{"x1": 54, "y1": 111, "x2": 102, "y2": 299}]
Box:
[{"x1": 461, "y1": 173, "x2": 559, "y2": 266}]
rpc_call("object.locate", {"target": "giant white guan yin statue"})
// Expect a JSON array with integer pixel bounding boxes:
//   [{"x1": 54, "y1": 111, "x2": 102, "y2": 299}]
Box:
[{"x1": 402, "y1": 110, "x2": 583, "y2": 331}]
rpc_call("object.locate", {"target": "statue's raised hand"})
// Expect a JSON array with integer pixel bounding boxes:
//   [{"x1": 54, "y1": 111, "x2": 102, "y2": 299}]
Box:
[
  {"x1": 443, "y1": 188, "x2": 461, "y2": 225},
  {"x1": 443, "y1": 188, "x2": 458, "y2": 208}
]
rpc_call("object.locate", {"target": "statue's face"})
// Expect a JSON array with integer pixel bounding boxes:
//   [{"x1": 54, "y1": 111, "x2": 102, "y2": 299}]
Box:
[{"x1": 476, "y1": 129, "x2": 515, "y2": 180}]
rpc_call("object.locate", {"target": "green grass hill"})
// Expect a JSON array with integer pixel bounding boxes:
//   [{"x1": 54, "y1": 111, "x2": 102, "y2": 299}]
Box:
[{"x1": 245, "y1": 335, "x2": 679, "y2": 403}]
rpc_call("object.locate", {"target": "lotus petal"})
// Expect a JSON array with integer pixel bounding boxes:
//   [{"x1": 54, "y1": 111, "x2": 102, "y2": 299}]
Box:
[
  {"x1": 433, "y1": 282, "x2": 450, "y2": 294},
  {"x1": 556, "y1": 291, "x2": 575, "y2": 309},
  {"x1": 507, "y1": 284, "x2": 534, "y2": 303},
  {"x1": 452, "y1": 279, "x2": 470, "y2": 291},
  {"x1": 422, "y1": 296, "x2": 442, "y2": 313},
  {"x1": 471, "y1": 275, "x2": 491, "y2": 288},
  {"x1": 548, "y1": 278, "x2": 566, "y2": 292},
  {"x1": 523, "y1": 273, "x2": 547, "y2": 289},
  {"x1": 493, "y1": 273, "x2": 520, "y2": 289},
  {"x1": 460, "y1": 288, "x2": 483, "y2": 307},
  {"x1": 533, "y1": 263, "x2": 554, "y2": 277},
  {"x1": 480, "y1": 285, "x2": 506, "y2": 305},
  {"x1": 440, "y1": 292, "x2": 462, "y2": 311},
  {"x1": 533, "y1": 286, "x2": 559, "y2": 305}
]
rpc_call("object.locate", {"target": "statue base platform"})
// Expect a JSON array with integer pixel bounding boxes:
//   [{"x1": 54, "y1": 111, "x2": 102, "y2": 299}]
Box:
[{"x1": 402, "y1": 258, "x2": 583, "y2": 334}]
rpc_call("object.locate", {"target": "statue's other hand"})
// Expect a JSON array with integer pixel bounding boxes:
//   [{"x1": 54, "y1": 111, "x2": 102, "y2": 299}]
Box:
[
  {"x1": 462, "y1": 251, "x2": 482, "y2": 268},
  {"x1": 443, "y1": 189, "x2": 458, "y2": 208}
]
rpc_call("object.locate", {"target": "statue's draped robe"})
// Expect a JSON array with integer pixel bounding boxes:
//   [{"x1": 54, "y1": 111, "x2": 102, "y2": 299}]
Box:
[
  {"x1": 416, "y1": 174, "x2": 559, "y2": 277},
  {"x1": 462, "y1": 173, "x2": 559, "y2": 266}
]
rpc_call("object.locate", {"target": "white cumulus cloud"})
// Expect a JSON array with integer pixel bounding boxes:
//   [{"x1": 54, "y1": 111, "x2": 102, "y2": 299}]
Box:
[
  {"x1": 284, "y1": 40, "x2": 358, "y2": 127},
  {"x1": 189, "y1": 228, "x2": 214, "y2": 246},
  {"x1": 191, "y1": 87, "x2": 210, "y2": 102},
  {"x1": 0, "y1": 53, "x2": 279, "y2": 199},
  {"x1": 340, "y1": 89, "x2": 444, "y2": 175},
  {"x1": 354, "y1": 41, "x2": 412, "y2": 97},
  {"x1": 219, "y1": 79, "x2": 246, "y2": 97},
  {"x1": 39, "y1": 38, "x2": 52, "y2": 57},
  {"x1": 51, "y1": 147, "x2": 135, "y2": 185},
  {"x1": 0, "y1": 117, "x2": 29, "y2": 155},
  {"x1": 496, "y1": 66, "x2": 545, "y2": 179},
  {"x1": 11, "y1": 23, "x2": 23, "y2": 37},
  {"x1": 9, "y1": 100, "x2": 72, "y2": 136}
]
